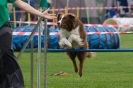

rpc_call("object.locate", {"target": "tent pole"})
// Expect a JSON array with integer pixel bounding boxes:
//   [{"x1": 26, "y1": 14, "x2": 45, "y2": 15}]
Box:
[
  {"x1": 80, "y1": 0, "x2": 81, "y2": 20},
  {"x1": 66, "y1": 0, "x2": 69, "y2": 13},
  {"x1": 84, "y1": 0, "x2": 90, "y2": 24}
]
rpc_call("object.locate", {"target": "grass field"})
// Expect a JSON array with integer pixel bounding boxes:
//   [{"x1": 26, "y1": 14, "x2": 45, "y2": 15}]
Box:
[{"x1": 16, "y1": 34, "x2": 133, "y2": 88}]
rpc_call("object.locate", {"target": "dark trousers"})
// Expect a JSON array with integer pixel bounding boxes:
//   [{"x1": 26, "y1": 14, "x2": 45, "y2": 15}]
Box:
[
  {"x1": 0, "y1": 22, "x2": 13, "y2": 55},
  {"x1": 0, "y1": 24, "x2": 24, "y2": 88},
  {"x1": 0, "y1": 32, "x2": 13, "y2": 55}
]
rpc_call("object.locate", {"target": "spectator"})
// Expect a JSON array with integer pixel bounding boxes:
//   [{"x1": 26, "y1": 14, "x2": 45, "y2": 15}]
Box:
[
  {"x1": 47, "y1": 0, "x2": 52, "y2": 8},
  {"x1": 130, "y1": 5, "x2": 133, "y2": 12},
  {"x1": 130, "y1": 5, "x2": 133, "y2": 17},
  {"x1": 113, "y1": 11, "x2": 120, "y2": 18},
  {"x1": 130, "y1": 11, "x2": 133, "y2": 17},
  {"x1": 109, "y1": 5, "x2": 117, "y2": 18}
]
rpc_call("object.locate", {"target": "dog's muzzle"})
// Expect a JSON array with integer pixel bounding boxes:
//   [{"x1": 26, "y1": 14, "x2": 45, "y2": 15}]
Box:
[
  {"x1": 57, "y1": 22, "x2": 60, "y2": 26},
  {"x1": 57, "y1": 22, "x2": 61, "y2": 28}
]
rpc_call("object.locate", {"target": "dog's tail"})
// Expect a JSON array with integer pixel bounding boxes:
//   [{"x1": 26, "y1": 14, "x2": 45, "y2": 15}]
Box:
[{"x1": 86, "y1": 52, "x2": 96, "y2": 58}]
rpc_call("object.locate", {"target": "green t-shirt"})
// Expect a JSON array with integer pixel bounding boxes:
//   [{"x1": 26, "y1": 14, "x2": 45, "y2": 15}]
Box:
[{"x1": 0, "y1": 0, "x2": 16, "y2": 28}]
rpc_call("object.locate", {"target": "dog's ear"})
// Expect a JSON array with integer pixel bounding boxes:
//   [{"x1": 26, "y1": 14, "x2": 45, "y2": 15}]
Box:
[
  {"x1": 57, "y1": 13, "x2": 64, "y2": 21},
  {"x1": 67, "y1": 13, "x2": 76, "y2": 20},
  {"x1": 67, "y1": 13, "x2": 79, "y2": 29}
]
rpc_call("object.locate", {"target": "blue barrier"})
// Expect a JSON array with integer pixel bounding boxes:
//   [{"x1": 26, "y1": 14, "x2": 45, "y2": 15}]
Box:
[
  {"x1": 12, "y1": 25, "x2": 120, "y2": 51},
  {"x1": 47, "y1": 49, "x2": 133, "y2": 52}
]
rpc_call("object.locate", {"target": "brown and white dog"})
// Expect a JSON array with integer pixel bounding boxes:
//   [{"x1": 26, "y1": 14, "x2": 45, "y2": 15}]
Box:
[{"x1": 57, "y1": 13, "x2": 93, "y2": 77}]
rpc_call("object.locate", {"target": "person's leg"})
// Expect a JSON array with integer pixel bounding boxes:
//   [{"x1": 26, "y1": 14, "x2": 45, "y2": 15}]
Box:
[
  {"x1": 0, "y1": 27, "x2": 24, "y2": 88},
  {"x1": 0, "y1": 32, "x2": 12, "y2": 83},
  {"x1": 0, "y1": 32, "x2": 13, "y2": 55}
]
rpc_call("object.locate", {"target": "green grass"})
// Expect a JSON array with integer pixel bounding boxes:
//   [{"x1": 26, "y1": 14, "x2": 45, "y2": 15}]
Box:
[{"x1": 16, "y1": 34, "x2": 133, "y2": 88}]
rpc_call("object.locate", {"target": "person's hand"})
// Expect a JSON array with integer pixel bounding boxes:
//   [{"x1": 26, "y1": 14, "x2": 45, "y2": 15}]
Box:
[{"x1": 42, "y1": 8, "x2": 57, "y2": 19}]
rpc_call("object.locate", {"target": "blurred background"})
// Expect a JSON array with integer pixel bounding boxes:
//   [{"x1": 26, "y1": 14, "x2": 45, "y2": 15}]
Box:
[{"x1": 8, "y1": 0, "x2": 133, "y2": 28}]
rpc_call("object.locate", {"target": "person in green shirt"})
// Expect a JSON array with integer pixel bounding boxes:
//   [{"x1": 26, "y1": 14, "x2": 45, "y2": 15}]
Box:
[{"x1": 0, "y1": 0, "x2": 56, "y2": 88}]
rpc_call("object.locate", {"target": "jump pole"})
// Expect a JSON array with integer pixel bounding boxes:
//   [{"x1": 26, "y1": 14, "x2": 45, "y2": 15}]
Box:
[
  {"x1": 47, "y1": 49, "x2": 133, "y2": 52},
  {"x1": 37, "y1": 15, "x2": 42, "y2": 88},
  {"x1": 30, "y1": 37, "x2": 34, "y2": 88},
  {"x1": 16, "y1": 17, "x2": 43, "y2": 60},
  {"x1": 43, "y1": 15, "x2": 47, "y2": 88}
]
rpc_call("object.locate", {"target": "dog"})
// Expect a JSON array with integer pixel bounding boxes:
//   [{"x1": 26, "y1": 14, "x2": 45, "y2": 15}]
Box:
[{"x1": 57, "y1": 13, "x2": 94, "y2": 77}]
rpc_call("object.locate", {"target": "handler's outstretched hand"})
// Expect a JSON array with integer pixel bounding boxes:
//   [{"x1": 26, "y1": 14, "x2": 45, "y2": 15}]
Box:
[{"x1": 42, "y1": 8, "x2": 57, "y2": 19}]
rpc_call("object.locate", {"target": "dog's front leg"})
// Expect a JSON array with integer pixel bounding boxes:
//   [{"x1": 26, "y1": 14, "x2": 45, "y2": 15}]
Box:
[
  {"x1": 59, "y1": 38, "x2": 72, "y2": 49},
  {"x1": 68, "y1": 34, "x2": 84, "y2": 46}
]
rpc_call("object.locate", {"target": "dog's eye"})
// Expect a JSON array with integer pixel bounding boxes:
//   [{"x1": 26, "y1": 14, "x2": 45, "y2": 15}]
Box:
[{"x1": 59, "y1": 17, "x2": 61, "y2": 20}]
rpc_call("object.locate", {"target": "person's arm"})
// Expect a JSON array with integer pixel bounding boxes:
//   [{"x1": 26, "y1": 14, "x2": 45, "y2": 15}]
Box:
[{"x1": 13, "y1": 0, "x2": 56, "y2": 19}]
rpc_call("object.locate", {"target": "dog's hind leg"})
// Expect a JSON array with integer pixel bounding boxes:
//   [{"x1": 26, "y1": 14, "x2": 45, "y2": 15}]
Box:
[
  {"x1": 77, "y1": 52, "x2": 86, "y2": 77},
  {"x1": 66, "y1": 52, "x2": 78, "y2": 73}
]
